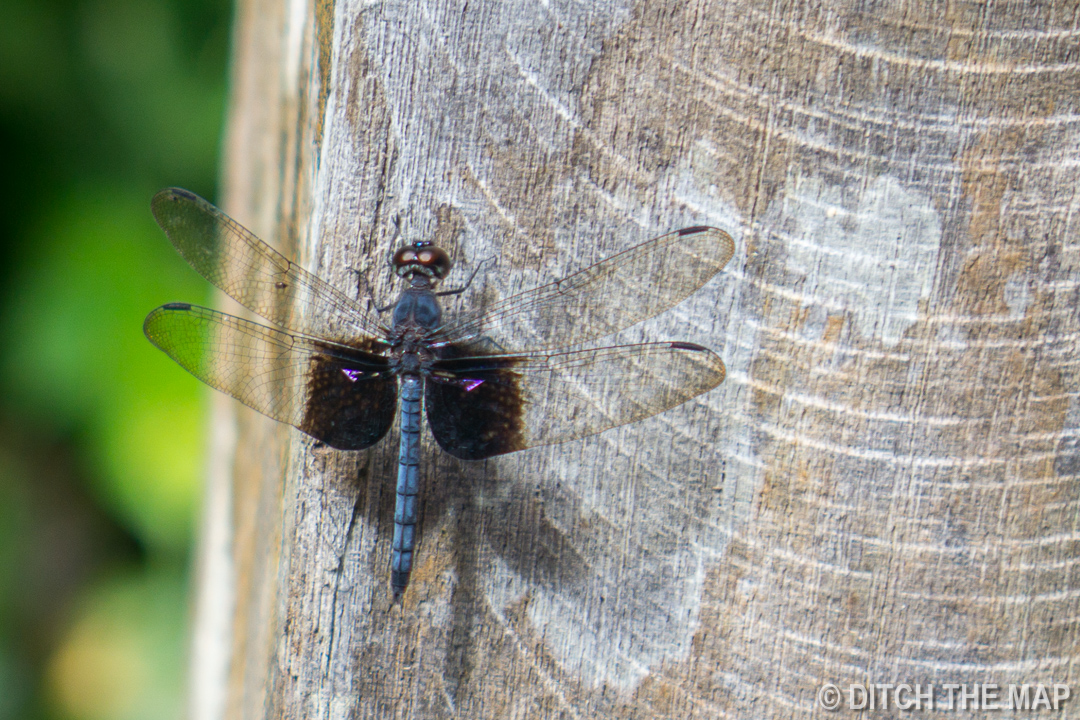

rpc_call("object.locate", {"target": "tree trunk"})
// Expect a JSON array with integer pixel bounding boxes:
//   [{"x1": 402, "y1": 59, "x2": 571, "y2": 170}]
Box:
[{"x1": 189, "y1": 0, "x2": 1080, "y2": 718}]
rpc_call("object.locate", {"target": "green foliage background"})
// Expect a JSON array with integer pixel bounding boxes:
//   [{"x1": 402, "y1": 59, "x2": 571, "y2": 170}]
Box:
[{"x1": 0, "y1": 0, "x2": 230, "y2": 717}]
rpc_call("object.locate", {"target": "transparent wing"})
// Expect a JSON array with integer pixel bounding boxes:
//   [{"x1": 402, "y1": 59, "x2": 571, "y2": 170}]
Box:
[
  {"x1": 425, "y1": 342, "x2": 725, "y2": 460},
  {"x1": 431, "y1": 226, "x2": 734, "y2": 350},
  {"x1": 144, "y1": 303, "x2": 397, "y2": 450},
  {"x1": 152, "y1": 188, "x2": 386, "y2": 341}
]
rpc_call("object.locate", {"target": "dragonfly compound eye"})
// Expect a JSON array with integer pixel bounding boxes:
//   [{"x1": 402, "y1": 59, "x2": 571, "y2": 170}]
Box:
[
  {"x1": 394, "y1": 243, "x2": 452, "y2": 279},
  {"x1": 417, "y1": 246, "x2": 452, "y2": 279}
]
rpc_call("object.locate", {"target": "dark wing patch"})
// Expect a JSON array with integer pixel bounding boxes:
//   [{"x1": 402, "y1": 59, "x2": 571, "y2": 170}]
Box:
[
  {"x1": 425, "y1": 343, "x2": 527, "y2": 460},
  {"x1": 300, "y1": 349, "x2": 398, "y2": 450},
  {"x1": 144, "y1": 303, "x2": 396, "y2": 451},
  {"x1": 425, "y1": 341, "x2": 725, "y2": 459}
]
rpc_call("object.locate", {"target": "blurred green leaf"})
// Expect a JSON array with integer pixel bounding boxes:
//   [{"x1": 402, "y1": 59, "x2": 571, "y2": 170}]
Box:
[
  {"x1": 2, "y1": 185, "x2": 209, "y2": 552},
  {"x1": 0, "y1": 0, "x2": 230, "y2": 714},
  {"x1": 45, "y1": 566, "x2": 187, "y2": 720},
  {"x1": 77, "y1": 0, "x2": 227, "y2": 183},
  {"x1": 0, "y1": 0, "x2": 67, "y2": 114}
]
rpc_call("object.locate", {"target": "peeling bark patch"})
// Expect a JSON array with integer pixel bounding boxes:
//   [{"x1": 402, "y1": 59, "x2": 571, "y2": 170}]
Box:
[
  {"x1": 954, "y1": 131, "x2": 1035, "y2": 317},
  {"x1": 734, "y1": 273, "x2": 1075, "y2": 720},
  {"x1": 778, "y1": 174, "x2": 941, "y2": 346}
]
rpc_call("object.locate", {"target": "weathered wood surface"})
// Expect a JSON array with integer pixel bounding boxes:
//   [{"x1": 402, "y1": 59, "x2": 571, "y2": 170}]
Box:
[{"x1": 188, "y1": 0, "x2": 1080, "y2": 718}]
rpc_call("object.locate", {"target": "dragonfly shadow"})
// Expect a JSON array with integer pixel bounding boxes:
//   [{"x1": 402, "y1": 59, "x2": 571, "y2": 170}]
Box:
[
  {"x1": 418, "y1": 448, "x2": 591, "y2": 699},
  {"x1": 426, "y1": 452, "x2": 591, "y2": 596}
]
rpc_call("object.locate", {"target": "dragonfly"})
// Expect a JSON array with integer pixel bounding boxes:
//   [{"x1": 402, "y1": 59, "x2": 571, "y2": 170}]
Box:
[{"x1": 144, "y1": 188, "x2": 735, "y2": 596}]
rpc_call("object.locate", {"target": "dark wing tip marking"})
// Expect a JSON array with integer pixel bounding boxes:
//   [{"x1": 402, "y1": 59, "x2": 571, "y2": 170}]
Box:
[
  {"x1": 151, "y1": 188, "x2": 193, "y2": 216},
  {"x1": 668, "y1": 341, "x2": 709, "y2": 352},
  {"x1": 143, "y1": 304, "x2": 180, "y2": 342},
  {"x1": 157, "y1": 187, "x2": 197, "y2": 201},
  {"x1": 151, "y1": 188, "x2": 204, "y2": 230},
  {"x1": 676, "y1": 226, "x2": 736, "y2": 267}
]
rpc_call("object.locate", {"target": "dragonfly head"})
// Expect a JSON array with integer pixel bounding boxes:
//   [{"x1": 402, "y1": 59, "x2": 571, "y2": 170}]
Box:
[{"x1": 392, "y1": 241, "x2": 452, "y2": 284}]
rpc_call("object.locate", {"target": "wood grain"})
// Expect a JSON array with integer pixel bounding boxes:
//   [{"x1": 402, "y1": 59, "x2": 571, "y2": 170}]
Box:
[{"x1": 187, "y1": 0, "x2": 1080, "y2": 717}]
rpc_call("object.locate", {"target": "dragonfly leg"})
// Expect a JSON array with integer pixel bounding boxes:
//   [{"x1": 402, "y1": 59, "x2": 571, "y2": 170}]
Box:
[
  {"x1": 385, "y1": 215, "x2": 402, "y2": 264},
  {"x1": 353, "y1": 218, "x2": 404, "y2": 313},
  {"x1": 471, "y1": 334, "x2": 508, "y2": 352},
  {"x1": 435, "y1": 255, "x2": 496, "y2": 297}
]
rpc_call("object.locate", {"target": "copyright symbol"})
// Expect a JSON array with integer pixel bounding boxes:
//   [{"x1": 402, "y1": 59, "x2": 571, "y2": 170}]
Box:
[{"x1": 817, "y1": 683, "x2": 842, "y2": 711}]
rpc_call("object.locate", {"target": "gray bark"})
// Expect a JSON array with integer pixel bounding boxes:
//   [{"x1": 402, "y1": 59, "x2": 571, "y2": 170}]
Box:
[{"x1": 189, "y1": 0, "x2": 1080, "y2": 718}]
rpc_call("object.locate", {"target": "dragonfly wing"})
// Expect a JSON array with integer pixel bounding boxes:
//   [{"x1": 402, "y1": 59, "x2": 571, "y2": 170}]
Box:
[
  {"x1": 144, "y1": 303, "x2": 397, "y2": 450},
  {"x1": 152, "y1": 188, "x2": 386, "y2": 341},
  {"x1": 425, "y1": 342, "x2": 725, "y2": 460},
  {"x1": 431, "y1": 226, "x2": 734, "y2": 349}
]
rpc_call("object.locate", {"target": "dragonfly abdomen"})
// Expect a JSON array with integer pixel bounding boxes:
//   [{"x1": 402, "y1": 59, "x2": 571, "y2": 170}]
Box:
[{"x1": 392, "y1": 375, "x2": 423, "y2": 596}]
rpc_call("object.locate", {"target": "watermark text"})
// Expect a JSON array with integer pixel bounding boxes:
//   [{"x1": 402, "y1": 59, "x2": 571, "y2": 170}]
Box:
[{"x1": 816, "y1": 683, "x2": 1070, "y2": 711}]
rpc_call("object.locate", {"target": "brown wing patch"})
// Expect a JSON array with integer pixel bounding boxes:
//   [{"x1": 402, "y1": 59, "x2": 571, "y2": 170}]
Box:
[
  {"x1": 425, "y1": 344, "x2": 527, "y2": 460},
  {"x1": 299, "y1": 341, "x2": 397, "y2": 450}
]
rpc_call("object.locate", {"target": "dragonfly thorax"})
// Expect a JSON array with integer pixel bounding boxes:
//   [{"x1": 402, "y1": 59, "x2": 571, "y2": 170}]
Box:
[{"x1": 390, "y1": 287, "x2": 443, "y2": 333}]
